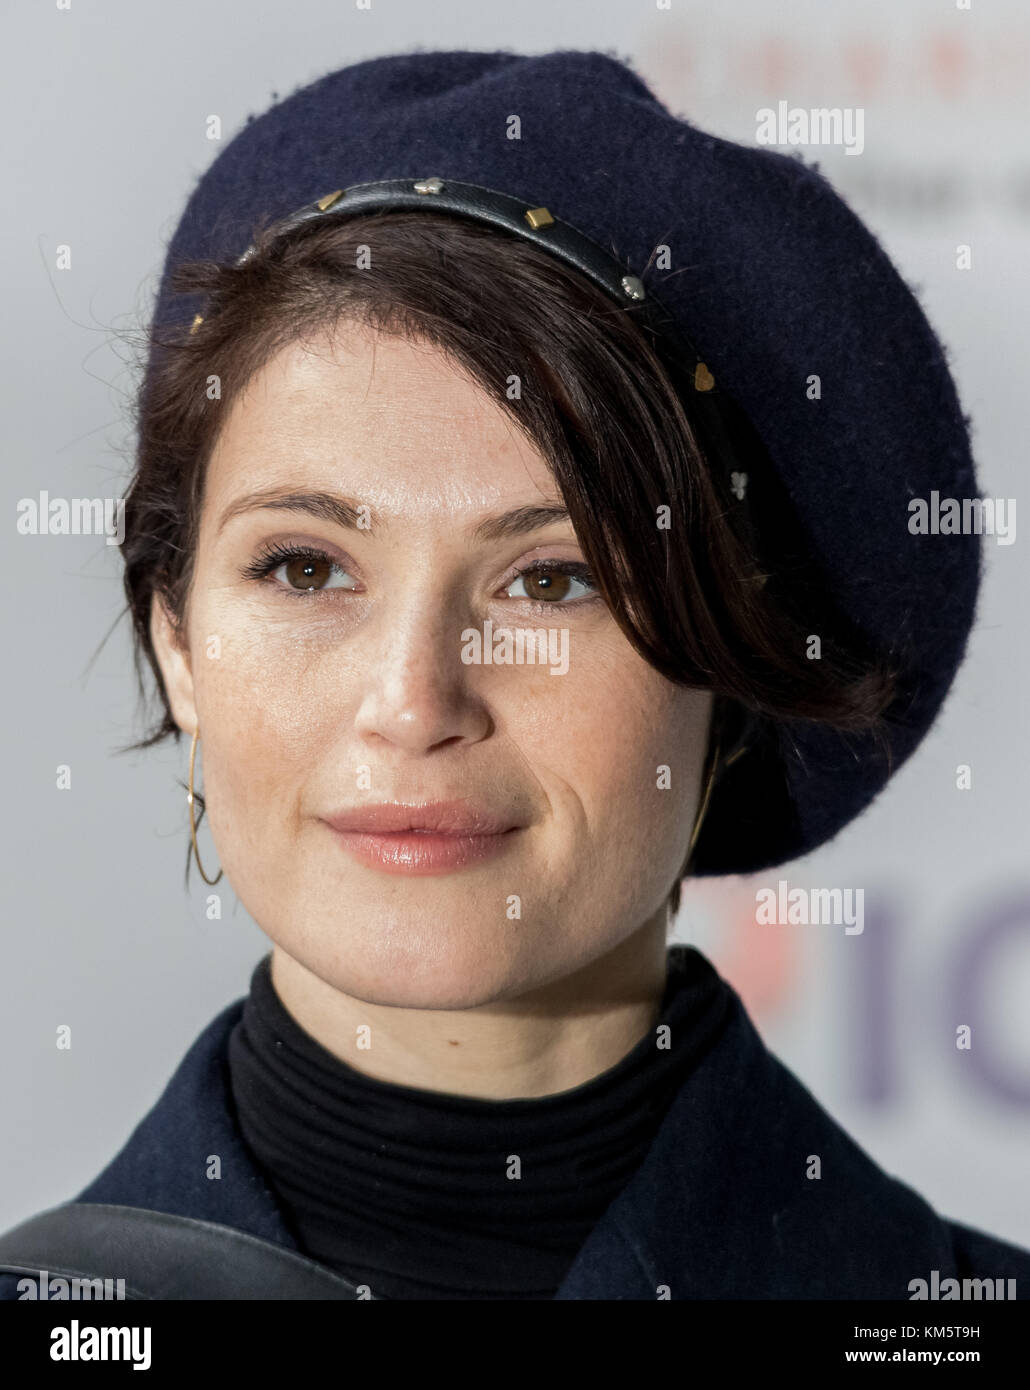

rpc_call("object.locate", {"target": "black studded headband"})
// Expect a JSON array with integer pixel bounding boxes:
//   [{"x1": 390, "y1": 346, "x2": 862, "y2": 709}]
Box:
[
  {"x1": 187, "y1": 175, "x2": 768, "y2": 536},
  {"x1": 191, "y1": 175, "x2": 721, "y2": 390}
]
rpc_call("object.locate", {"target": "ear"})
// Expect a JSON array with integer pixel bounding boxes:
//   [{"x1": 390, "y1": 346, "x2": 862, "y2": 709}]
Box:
[{"x1": 149, "y1": 591, "x2": 197, "y2": 735}]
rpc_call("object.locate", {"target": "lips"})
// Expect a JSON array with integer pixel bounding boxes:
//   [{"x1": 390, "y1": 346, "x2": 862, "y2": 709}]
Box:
[
  {"x1": 321, "y1": 800, "x2": 524, "y2": 875},
  {"x1": 322, "y1": 800, "x2": 518, "y2": 836}
]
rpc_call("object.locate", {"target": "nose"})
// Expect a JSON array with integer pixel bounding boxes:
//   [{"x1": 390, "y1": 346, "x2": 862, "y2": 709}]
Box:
[{"x1": 352, "y1": 599, "x2": 493, "y2": 754}]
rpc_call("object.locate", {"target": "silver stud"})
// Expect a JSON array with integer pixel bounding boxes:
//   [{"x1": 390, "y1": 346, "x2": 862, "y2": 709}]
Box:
[
  {"x1": 621, "y1": 274, "x2": 646, "y2": 301},
  {"x1": 413, "y1": 176, "x2": 444, "y2": 194}
]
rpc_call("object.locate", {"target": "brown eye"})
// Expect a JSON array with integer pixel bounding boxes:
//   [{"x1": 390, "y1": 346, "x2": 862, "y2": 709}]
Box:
[
  {"x1": 525, "y1": 571, "x2": 572, "y2": 602},
  {"x1": 242, "y1": 544, "x2": 356, "y2": 595},
  {"x1": 284, "y1": 554, "x2": 333, "y2": 590},
  {"x1": 505, "y1": 564, "x2": 596, "y2": 605}
]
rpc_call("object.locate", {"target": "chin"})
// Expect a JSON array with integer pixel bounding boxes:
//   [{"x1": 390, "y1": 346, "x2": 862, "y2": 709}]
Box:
[{"x1": 290, "y1": 909, "x2": 542, "y2": 1011}]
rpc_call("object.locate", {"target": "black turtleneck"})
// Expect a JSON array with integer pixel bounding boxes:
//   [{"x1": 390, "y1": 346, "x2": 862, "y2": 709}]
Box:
[{"x1": 227, "y1": 944, "x2": 730, "y2": 1300}]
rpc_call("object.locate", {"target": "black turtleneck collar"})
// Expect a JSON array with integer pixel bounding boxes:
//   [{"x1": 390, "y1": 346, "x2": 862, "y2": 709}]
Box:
[{"x1": 227, "y1": 944, "x2": 731, "y2": 1300}]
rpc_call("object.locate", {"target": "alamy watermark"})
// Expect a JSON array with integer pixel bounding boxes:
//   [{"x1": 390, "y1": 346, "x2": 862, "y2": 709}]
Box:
[
  {"x1": 755, "y1": 880, "x2": 864, "y2": 935},
  {"x1": 461, "y1": 619, "x2": 569, "y2": 676},
  {"x1": 16, "y1": 491, "x2": 126, "y2": 546},
  {"x1": 49, "y1": 1318, "x2": 151, "y2": 1370},
  {"x1": 17, "y1": 1270, "x2": 125, "y2": 1299},
  {"x1": 908, "y1": 491, "x2": 1016, "y2": 545},
  {"x1": 755, "y1": 101, "x2": 865, "y2": 156},
  {"x1": 909, "y1": 1269, "x2": 1017, "y2": 1300}
]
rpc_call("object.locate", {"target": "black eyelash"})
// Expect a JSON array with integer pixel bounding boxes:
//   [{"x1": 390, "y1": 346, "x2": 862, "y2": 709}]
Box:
[{"x1": 240, "y1": 542, "x2": 346, "y2": 589}]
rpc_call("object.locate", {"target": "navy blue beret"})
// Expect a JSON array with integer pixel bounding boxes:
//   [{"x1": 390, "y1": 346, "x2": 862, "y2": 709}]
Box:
[{"x1": 145, "y1": 48, "x2": 981, "y2": 876}]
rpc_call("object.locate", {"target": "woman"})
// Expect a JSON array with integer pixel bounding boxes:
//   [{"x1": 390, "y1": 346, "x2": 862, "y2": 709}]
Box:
[{"x1": 1, "y1": 47, "x2": 1026, "y2": 1301}]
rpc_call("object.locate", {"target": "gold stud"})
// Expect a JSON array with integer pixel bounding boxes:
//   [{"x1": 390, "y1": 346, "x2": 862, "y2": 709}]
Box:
[
  {"x1": 189, "y1": 314, "x2": 204, "y2": 335},
  {"x1": 694, "y1": 362, "x2": 715, "y2": 392},
  {"x1": 524, "y1": 207, "x2": 554, "y2": 229},
  {"x1": 317, "y1": 189, "x2": 344, "y2": 211}
]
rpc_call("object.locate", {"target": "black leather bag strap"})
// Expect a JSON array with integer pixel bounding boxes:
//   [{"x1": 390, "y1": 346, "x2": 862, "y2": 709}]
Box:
[{"x1": 0, "y1": 1202, "x2": 372, "y2": 1300}]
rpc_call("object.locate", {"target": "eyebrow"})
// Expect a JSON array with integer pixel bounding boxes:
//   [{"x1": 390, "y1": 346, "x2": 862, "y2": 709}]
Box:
[
  {"x1": 470, "y1": 503, "x2": 571, "y2": 544},
  {"x1": 216, "y1": 488, "x2": 572, "y2": 544},
  {"x1": 216, "y1": 489, "x2": 365, "y2": 536}
]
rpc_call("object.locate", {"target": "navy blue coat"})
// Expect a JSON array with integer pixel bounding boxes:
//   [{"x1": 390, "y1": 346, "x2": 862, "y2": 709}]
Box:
[{"x1": 3, "y1": 963, "x2": 1028, "y2": 1300}]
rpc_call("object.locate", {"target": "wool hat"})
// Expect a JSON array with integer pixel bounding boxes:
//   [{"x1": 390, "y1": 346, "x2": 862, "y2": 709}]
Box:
[{"x1": 144, "y1": 48, "x2": 982, "y2": 876}]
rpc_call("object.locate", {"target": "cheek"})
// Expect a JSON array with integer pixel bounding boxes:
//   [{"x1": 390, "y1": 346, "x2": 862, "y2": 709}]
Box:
[
  {"x1": 187, "y1": 614, "x2": 342, "y2": 836},
  {"x1": 511, "y1": 650, "x2": 710, "y2": 874}
]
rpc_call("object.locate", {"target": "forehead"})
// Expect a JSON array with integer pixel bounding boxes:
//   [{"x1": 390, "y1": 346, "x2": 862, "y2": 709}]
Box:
[{"x1": 201, "y1": 324, "x2": 562, "y2": 528}]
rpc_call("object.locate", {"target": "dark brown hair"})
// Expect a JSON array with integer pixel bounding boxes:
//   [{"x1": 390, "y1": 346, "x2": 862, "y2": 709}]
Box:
[{"x1": 120, "y1": 210, "x2": 901, "y2": 904}]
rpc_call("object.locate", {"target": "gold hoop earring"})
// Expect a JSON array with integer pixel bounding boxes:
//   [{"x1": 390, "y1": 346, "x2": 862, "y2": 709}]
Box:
[
  {"x1": 188, "y1": 727, "x2": 223, "y2": 886},
  {"x1": 686, "y1": 732, "x2": 722, "y2": 865}
]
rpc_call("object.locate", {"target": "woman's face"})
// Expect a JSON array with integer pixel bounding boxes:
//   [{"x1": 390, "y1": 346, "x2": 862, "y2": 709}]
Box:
[{"x1": 152, "y1": 323, "x2": 712, "y2": 1008}]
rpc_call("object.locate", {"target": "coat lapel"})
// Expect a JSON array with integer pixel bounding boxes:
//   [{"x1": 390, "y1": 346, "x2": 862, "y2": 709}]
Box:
[
  {"x1": 75, "y1": 999, "x2": 297, "y2": 1251},
  {"x1": 555, "y1": 986, "x2": 956, "y2": 1299}
]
